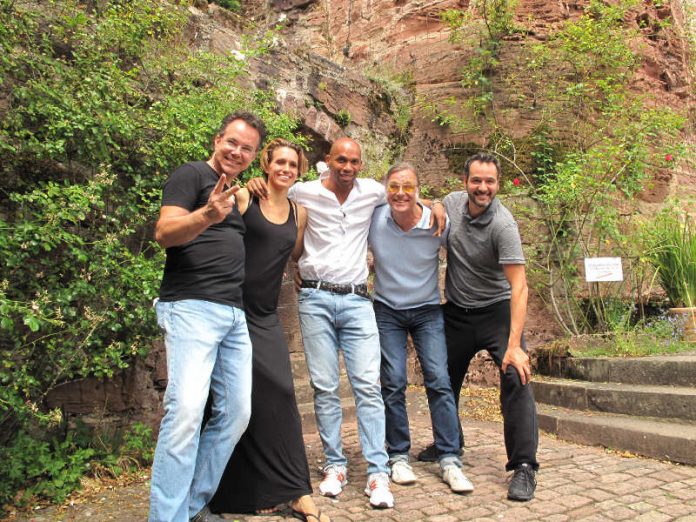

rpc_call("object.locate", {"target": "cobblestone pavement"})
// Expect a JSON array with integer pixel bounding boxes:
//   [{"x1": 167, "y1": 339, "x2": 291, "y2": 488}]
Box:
[{"x1": 12, "y1": 389, "x2": 696, "y2": 522}]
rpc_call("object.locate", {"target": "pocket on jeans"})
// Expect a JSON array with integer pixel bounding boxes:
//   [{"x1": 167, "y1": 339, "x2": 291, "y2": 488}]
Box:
[
  {"x1": 154, "y1": 300, "x2": 168, "y2": 332},
  {"x1": 298, "y1": 287, "x2": 318, "y2": 303}
]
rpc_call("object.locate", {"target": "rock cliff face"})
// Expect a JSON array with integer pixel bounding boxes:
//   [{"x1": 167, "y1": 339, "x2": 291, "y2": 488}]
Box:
[
  {"x1": 46, "y1": 0, "x2": 694, "y2": 431},
  {"x1": 264, "y1": 0, "x2": 693, "y2": 196}
]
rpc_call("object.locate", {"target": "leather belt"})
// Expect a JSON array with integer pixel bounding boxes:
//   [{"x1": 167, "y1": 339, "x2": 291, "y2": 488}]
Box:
[{"x1": 300, "y1": 279, "x2": 370, "y2": 299}]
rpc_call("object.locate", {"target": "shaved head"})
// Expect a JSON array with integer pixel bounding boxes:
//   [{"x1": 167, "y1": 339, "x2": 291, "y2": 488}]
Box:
[
  {"x1": 329, "y1": 137, "x2": 361, "y2": 157},
  {"x1": 324, "y1": 137, "x2": 363, "y2": 195}
]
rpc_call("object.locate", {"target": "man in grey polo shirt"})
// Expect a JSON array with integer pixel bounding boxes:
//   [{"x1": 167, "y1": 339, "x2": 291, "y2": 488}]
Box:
[
  {"x1": 419, "y1": 152, "x2": 539, "y2": 502},
  {"x1": 368, "y1": 163, "x2": 474, "y2": 494}
]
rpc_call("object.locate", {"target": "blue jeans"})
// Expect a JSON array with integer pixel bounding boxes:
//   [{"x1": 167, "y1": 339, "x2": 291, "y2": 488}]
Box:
[
  {"x1": 149, "y1": 299, "x2": 252, "y2": 522},
  {"x1": 298, "y1": 288, "x2": 389, "y2": 475},
  {"x1": 374, "y1": 301, "x2": 461, "y2": 461}
]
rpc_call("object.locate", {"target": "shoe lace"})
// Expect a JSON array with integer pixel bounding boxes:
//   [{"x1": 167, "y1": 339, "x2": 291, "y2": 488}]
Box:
[
  {"x1": 323, "y1": 464, "x2": 344, "y2": 480},
  {"x1": 369, "y1": 472, "x2": 390, "y2": 491}
]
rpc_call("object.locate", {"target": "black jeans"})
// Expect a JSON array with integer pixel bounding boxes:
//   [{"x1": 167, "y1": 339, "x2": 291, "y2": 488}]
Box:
[{"x1": 444, "y1": 299, "x2": 539, "y2": 471}]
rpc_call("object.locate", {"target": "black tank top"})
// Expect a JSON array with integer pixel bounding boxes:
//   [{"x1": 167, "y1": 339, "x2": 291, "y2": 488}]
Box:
[{"x1": 242, "y1": 196, "x2": 298, "y2": 316}]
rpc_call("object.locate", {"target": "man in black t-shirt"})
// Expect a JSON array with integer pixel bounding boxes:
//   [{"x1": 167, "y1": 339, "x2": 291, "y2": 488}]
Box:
[{"x1": 149, "y1": 112, "x2": 266, "y2": 522}]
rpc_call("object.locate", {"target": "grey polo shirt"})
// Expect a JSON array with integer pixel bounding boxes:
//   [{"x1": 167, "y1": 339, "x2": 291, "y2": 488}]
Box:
[
  {"x1": 368, "y1": 203, "x2": 448, "y2": 310},
  {"x1": 443, "y1": 192, "x2": 525, "y2": 308}
]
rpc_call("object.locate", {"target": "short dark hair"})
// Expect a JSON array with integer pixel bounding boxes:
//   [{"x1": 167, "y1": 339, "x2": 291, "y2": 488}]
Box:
[
  {"x1": 216, "y1": 111, "x2": 267, "y2": 149},
  {"x1": 463, "y1": 152, "x2": 501, "y2": 179}
]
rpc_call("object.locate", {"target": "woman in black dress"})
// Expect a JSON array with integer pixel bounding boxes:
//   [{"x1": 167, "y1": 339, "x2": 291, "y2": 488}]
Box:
[{"x1": 210, "y1": 139, "x2": 329, "y2": 522}]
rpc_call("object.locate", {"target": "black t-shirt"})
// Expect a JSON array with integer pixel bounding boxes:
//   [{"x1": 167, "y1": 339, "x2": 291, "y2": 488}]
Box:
[{"x1": 158, "y1": 161, "x2": 246, "y2": 307}]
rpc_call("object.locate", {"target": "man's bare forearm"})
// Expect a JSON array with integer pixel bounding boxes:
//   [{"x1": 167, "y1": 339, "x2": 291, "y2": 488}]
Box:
[{"x1": 156, "y1": 208, "x2": 214, "y2": 249}]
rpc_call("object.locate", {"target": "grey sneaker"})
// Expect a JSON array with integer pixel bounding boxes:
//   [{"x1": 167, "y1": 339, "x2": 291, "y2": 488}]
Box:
[
  {"x1": 442, "y1": 465, "x2": 474, "y2": 493},
  {"x1": 390, "y1": 460, "x2": 417, "y2": 485},
  {"x1": 507, "y1": 463, "x2": 536, "y2": 501}
]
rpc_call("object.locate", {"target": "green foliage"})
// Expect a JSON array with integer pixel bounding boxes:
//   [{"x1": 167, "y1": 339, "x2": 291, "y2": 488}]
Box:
[
  {"x1": 364, "y1": 65, "x2": 415, "y2": 139},
  {"x1": 0, "y1": 431, "x2": 95, "y2": 506},
  {"x1": 0, "y1": 422, "x2": 155, "y2": 507},
  {"x1": 336, "y1": 109, "x2": 352, "y2": 127},
  {"x1": 0, "y1": 0, "x2": 303, "y2": 510},
  {"x1": 644, "y1": 205, "x2": 696, "y2": 308},
  {"x1": 216, "y1": 0, "x2": 241, "y2": 12},
  {"x1": 545, "y1": 317, "x2": 695, "y2": 358},
  {"x1": 426, "y1": 0, "x2": 688, "y2": 336},
  {"x1": 431, "y1": 1, "x2": 517, "y2": 129},
  {"x1": 442, "y1": 0, "x2": 518, "y2": 43}
]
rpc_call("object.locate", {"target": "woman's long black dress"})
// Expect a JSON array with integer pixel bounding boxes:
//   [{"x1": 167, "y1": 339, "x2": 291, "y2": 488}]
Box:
[{"x1": 210, "y1": 197, "x2": 312, "y2": 513}]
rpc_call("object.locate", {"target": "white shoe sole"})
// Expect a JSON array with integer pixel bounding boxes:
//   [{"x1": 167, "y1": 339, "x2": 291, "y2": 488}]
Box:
[
  {"x1": 364, "y1": 489, "x2": 394, "y2": 508},
  {"x1": 319, "y1": 486, "x2": 343, "y2": 497},
  {"x1": 391, "y1": 476, "x2": 417, "y2": 485}
]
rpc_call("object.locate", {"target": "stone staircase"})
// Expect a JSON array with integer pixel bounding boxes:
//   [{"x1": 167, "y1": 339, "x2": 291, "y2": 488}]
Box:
[
  {"x1": 533, "y1": 351, "x2": 696, "y2": 465},
  {"x1": 290, "y1": 351, "x2": 356, "y2": 433}
]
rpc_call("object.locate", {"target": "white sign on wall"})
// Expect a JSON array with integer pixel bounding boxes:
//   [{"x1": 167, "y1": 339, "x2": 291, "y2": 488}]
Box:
[{"x1": 584, "y1": 257, "x2": 624, "y2": 282}]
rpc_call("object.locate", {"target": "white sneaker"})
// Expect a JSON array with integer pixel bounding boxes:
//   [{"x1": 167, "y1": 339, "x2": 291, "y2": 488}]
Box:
[
  {"x1": 319, "y1": 464, "x2": 347, "y2": 497},
  {"x1": 442, "y1": 465, "x2": 474, "y2": 493},
  {"x1": 364, "y1": 472, "x2": 395, "y2": 508},
  {"x1": 390, "y1": 460, "x2": 417, "y2": 485}
]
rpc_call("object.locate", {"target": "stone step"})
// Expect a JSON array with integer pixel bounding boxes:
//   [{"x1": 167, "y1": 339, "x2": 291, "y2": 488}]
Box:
[
  {"x1": 536, "y1": 352, "x2": 696, "y2": 386},
  {"x1": 298, "y1": 397, "x2": 357, "y2": 434},
  {"x1": 532, "y1": 378, "x2": 696, "y2": 421},
  {"x1": 537, "y1": 403, "x2": 696, "y2": 465}
]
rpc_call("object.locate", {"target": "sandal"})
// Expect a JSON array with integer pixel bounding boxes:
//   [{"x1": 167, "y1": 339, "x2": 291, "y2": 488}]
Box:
[
  {"x1": 290, "y1": 509, "x2": 328, "y2": 522},
  {"x1": 254, "y1": 505, "x2": 291, "y2": 517}
]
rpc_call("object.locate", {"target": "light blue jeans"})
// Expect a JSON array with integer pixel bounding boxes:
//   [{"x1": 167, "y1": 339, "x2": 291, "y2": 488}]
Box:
[
  {"x1": 149, "y1": 299, "x2": 252, "y2": 522},
  {"x1": 298, "y1": 288, "x2": 389, "y2": 476}
]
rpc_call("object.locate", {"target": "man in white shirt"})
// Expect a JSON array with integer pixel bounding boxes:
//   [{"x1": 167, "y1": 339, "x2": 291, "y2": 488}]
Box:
[{"x1": 293, "y1": 138, "x2": 393, "y2": 508}]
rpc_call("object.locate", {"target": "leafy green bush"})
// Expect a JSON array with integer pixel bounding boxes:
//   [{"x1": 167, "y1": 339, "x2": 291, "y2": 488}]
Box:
[
  {"x1": 645, "y1": 206, "x2": 696, "y2": 308},
  {"x1": 0, "y1": 431, "x2": 95, "y2": 507},
  {"x1": 216, "y1": 0, "x2": 242, "y2": 12},
  {"x1": 422, "y1": 0, "x2": 687, "y2": 335},
  {"x1": 0, "y1": 0, "x2": 303, "y2": 509},
  {"x1": 0, "y1": 422, "x2": 155, "y2": 508}
]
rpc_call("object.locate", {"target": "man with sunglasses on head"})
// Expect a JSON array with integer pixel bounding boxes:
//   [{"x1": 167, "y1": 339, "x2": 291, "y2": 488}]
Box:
[{"x1": 368, "y1": 163, "x2": 474, "y2": 495}]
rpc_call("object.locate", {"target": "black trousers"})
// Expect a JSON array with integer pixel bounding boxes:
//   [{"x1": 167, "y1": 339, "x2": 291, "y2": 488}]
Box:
[{"x1": 444, "y1": 299, "x2": 539, "y2": 471}]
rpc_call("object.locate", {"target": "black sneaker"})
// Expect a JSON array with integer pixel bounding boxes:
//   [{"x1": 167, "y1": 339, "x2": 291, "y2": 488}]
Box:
[
  {"x1": 507, "y1": 463, "x2": 536, "y2": 501},
  {"x1": 417, "y1": 443, "x2": 463, "y2": 462},
  {"x1": 417, "y1": 443, "x2": 439, "y2": 462}
]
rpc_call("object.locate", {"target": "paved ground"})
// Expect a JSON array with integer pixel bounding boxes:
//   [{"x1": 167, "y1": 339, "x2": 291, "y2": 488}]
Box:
[{"x1": 10, "y1": 388, "x2": 696, "y2": 522}]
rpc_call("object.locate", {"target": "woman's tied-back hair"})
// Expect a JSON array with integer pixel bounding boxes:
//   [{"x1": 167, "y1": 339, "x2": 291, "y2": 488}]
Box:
[{"x1": 260, "y1": 138, "x2": 309, "y2": 177}]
